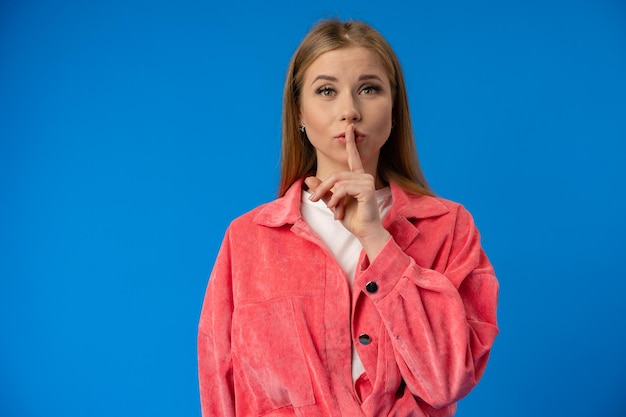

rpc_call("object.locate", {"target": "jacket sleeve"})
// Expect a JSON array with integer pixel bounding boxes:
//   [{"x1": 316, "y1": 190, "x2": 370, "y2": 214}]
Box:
[
  {"x1": 354, "y1": 205, "x2": 499, "y2": 409},
  {"x1": 198, "y1": 228, "x2": 236, "y2": 417}
]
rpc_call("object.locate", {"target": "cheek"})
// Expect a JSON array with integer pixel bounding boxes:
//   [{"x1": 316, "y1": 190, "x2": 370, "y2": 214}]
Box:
[
  {"x1": 301, "y1": 109, "x2": 330, "y2": 134},
  {"x1": 369, "y1": 110, "x2": 393, "y2": 146},
  {"x1": 299, "y1": 104, "x2": 316, "y2": 129},
  {"x1": 373, "y1": 107, "x2": 393, "y2": 132}
]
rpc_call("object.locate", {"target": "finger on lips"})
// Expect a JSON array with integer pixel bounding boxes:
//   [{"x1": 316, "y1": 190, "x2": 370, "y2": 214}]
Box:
[
  {"x1": 345, "y1": 124, "x2": 364, "y2": 173},
  {"x1": 305, "y1": 124, "x2": 366, "y2": 220}
]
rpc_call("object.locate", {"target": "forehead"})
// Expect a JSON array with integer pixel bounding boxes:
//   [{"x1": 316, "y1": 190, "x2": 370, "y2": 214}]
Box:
[{"x1": 303, "y1": 46, "x2": 389, "y2": 82}]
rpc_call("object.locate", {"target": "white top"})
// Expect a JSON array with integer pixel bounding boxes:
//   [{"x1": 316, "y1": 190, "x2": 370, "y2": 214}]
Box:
[{"x1": 301, "y1": 187, "x2": 393, "y2": 382}]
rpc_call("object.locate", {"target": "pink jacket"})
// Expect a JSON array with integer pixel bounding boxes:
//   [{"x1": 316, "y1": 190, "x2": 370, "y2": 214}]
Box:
[{"x1": 198, "y1": 179, "x2": 499, "y2": 417}]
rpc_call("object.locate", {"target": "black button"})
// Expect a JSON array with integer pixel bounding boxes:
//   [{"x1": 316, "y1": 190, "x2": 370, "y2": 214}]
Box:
[
  {"x1": 358, "y1": 334, "x2": 372, "y2": 345},
  {"x1": 365, "y1": 281, "x2": 378, "y2": 293}
]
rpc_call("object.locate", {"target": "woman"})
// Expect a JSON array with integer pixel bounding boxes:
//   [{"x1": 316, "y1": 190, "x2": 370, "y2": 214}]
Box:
[{"x1": 198, "y1": 19, "x2": 499, "y2": 417}]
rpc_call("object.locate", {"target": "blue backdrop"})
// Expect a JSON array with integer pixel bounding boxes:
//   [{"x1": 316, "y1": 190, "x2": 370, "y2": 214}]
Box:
[{"x1": 1, "y1": 0, "x2": 625, "y2": 416}]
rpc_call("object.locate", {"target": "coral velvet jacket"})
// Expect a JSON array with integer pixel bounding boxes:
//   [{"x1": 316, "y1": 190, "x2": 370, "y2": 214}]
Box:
[{"x1": 198, "y1": 179, "x2": 499, "y2": 417}]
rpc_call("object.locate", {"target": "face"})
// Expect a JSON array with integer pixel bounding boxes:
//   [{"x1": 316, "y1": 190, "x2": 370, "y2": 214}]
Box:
[{"x1": 299, "y1": 46, "x2": 393, "y2": 181}]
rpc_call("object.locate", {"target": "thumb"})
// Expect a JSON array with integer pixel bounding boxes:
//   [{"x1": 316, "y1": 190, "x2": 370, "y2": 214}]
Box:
[
  {"x1": 304, "y1": 176, "x2": 322, "y2": 193},
  {"x1": 304, "y1": 176, "x2": 344, "y2": 220},
  {"x1": 304, "y1": 176, "x2": 334, "y2": 207}
]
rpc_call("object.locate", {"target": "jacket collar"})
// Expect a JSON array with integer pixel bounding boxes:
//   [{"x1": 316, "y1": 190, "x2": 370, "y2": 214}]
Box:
[
  {"x1": 254, "y1": 178, "x2": 449, "y2": 228},
  {"x1": 252, "y1": 178, "x2": 305, "y2": 227},
  {"x1": 383, "y1": 182, "x2": 449, "y2": 250}
]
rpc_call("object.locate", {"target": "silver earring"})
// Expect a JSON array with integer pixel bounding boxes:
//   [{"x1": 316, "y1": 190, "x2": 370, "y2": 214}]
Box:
[{"x1": 299, "y1": 123, "x2": 305, "y2": 133}]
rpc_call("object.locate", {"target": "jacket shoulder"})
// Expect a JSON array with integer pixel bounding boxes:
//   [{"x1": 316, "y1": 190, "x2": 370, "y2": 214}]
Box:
[
  {"x1": 227, "y1": 202, "x2": 272, "y2": 230},
  {"x1": 396, "y1": 192, "x2": 479, "y2": 235}
]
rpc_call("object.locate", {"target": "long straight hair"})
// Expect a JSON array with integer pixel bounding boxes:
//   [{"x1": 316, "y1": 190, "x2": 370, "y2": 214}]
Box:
[{"x1": 279, "y1": 19, "x2": 433, "y2": 198}]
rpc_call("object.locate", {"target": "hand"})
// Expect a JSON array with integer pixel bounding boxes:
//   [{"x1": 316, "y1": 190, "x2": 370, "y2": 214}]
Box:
[{"x1": 305, "y1": 124, "x2": 391, "y2": 259}]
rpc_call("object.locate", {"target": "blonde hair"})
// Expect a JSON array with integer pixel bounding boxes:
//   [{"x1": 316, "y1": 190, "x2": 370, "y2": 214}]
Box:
[{"x1": 279, "y1": 19, "x2": 433, "y2": 197}]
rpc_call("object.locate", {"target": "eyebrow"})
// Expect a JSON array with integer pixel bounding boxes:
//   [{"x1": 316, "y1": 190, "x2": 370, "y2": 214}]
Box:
[
  {"x1": 310, "y1": 75, "x2": 337, "y2": 85},
  {"x1": 310, "y1": 74, "x2": 385, "y2": 86}
]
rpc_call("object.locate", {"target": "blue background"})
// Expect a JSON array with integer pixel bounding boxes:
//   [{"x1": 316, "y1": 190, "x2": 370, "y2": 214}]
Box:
[{"x1": 1, "y1": 0, "x2": 625, "y2": 416}]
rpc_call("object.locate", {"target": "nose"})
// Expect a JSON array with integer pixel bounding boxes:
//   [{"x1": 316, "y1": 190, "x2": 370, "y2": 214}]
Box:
[{"x1": 339, "y1": 93, "x2": 361, "y2": 122}]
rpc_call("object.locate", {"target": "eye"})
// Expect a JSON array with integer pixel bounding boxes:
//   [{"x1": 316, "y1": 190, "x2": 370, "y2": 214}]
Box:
[
  {"x1": 315, "y1": 86, "x2": 335, "y2": 97},
  {"x1": 360, "y1": 84, "x2": 381, "y2": 95}
]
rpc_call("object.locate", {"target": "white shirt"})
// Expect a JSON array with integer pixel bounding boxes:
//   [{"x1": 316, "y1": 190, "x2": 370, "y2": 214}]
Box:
[{"x1": 301, "y1": 187, "x2": 393, "y2": 381}]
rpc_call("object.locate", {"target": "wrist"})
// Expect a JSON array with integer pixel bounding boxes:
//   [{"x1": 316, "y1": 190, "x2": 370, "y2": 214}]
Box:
[{"x1": 359, "y1": 226, "x2": 391, "y2": 261}]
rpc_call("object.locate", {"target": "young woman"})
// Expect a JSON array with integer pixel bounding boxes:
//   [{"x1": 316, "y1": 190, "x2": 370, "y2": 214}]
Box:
[{"x1": 198, "y1": 19, "x2": 499, "y2": 417}]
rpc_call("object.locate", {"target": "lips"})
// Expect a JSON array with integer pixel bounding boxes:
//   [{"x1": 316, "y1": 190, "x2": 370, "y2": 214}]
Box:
[{"x1": 334, "y1": 130, "x2": 366, "y2": 144}]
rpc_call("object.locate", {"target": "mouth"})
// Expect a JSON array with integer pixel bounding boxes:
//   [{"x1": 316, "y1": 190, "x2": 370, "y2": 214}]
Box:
[{"x1": 334, "y1": 130, "x2": 366, "y2": 144}]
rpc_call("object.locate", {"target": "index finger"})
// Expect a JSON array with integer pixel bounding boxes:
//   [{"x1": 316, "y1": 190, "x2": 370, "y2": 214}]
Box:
[{"x1": 345, "y1": 124, "x2": 364, "y2": 173}]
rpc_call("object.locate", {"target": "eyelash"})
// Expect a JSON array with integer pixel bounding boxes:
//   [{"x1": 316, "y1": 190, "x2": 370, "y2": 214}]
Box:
[
  {"x1": 360, "y1": 84, "x2": 381, "y2": 95},
  {"x1": 315, "y1": 86, "x2": 335, "y2": 97},
  {"x1": 314, "y1": 84, "x2": 382, "y2": 97}
]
